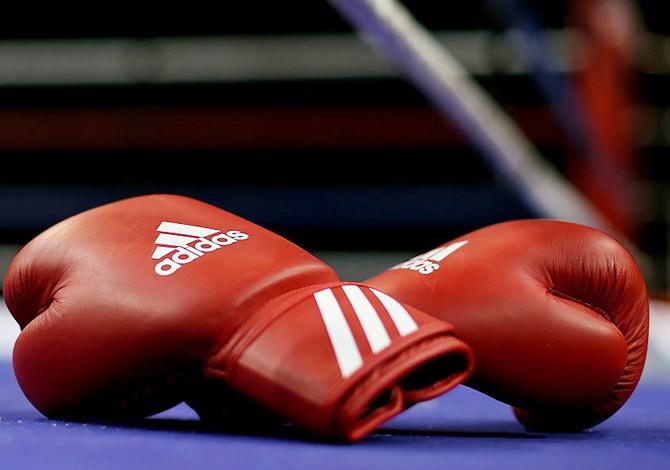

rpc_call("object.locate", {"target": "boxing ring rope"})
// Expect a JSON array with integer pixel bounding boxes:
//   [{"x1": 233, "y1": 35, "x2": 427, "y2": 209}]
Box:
[
  {"x1": 328, "y1": 0, "x2": 609, "y2": 227},
  {"x1": 329, "y1": 0, "x2": 653, "y2": 275}
]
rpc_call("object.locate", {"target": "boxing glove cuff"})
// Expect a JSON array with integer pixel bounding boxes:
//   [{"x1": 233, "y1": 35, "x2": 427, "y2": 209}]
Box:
[{"x1": 203, "y1": 282, "x2": 473, "y2": 441}]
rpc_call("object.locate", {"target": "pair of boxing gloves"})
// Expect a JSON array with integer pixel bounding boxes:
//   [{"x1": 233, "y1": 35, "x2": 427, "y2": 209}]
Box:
[{"x1": 2, "y1": 194, "x2": 649, "y2": 441}]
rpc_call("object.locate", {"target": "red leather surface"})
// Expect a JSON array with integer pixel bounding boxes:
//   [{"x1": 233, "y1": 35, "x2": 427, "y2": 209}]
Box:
[
  {"x1": 223, "y1": 283, "x2": 471, "y2": 440},
  {"x1": 3, "y1": 194, "x2": 473, "y2": 441},
  {"x1": 366, "y1": 220, "x2": 649, "y2": 431}
]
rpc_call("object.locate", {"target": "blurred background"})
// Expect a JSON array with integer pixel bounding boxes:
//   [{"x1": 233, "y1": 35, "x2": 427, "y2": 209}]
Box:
[{"x1": 0, "y1": 1, "x2": 669, "y2": 373}]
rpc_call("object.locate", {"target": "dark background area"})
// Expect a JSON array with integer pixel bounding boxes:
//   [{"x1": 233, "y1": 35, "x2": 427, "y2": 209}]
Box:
[{"x1": 0, "y1": 1, "x2": 668, "y2": 287}]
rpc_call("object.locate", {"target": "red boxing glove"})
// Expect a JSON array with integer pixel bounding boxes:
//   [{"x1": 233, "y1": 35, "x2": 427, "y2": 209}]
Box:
[
  {"x1": 3, "y1": 194, "x2": 472, "y2": 441},
  {"x1": 366, "y1": 220, "x2": 649, "y2": 431}
]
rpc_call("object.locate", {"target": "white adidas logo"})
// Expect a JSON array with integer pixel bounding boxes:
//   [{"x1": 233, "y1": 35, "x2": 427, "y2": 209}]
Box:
[
  {"x1": 152, "y1": 221, "x2": 250, "y2": 276},
  {"x1": 391, "y1": 240, "x2": 469, "y2": 275},
  {"x1": 314, "y1": 285, "x2": 418, "y2": 378}
]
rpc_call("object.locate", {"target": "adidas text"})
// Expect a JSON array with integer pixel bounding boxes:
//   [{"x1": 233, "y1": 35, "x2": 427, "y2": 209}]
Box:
[
  {"x1": 391, "y1": 240, "x2": 468, "y2": 275},
  {"x1": 152, "y1": 221, "x2": 250, "y2": 276}
]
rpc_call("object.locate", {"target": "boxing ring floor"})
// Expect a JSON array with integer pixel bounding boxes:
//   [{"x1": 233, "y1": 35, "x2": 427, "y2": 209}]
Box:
[
  {"x1": 1, "y1": 299, "x2": 670, "y2": 469},
  {"x1": 1, "y1": 359, "x2": 669, "y2": 469}
]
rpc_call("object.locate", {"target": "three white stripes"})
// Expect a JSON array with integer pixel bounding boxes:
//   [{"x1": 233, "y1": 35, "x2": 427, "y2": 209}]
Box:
[{"x1": 315, "y1": 286, "x2": 418, "y2": 378}]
